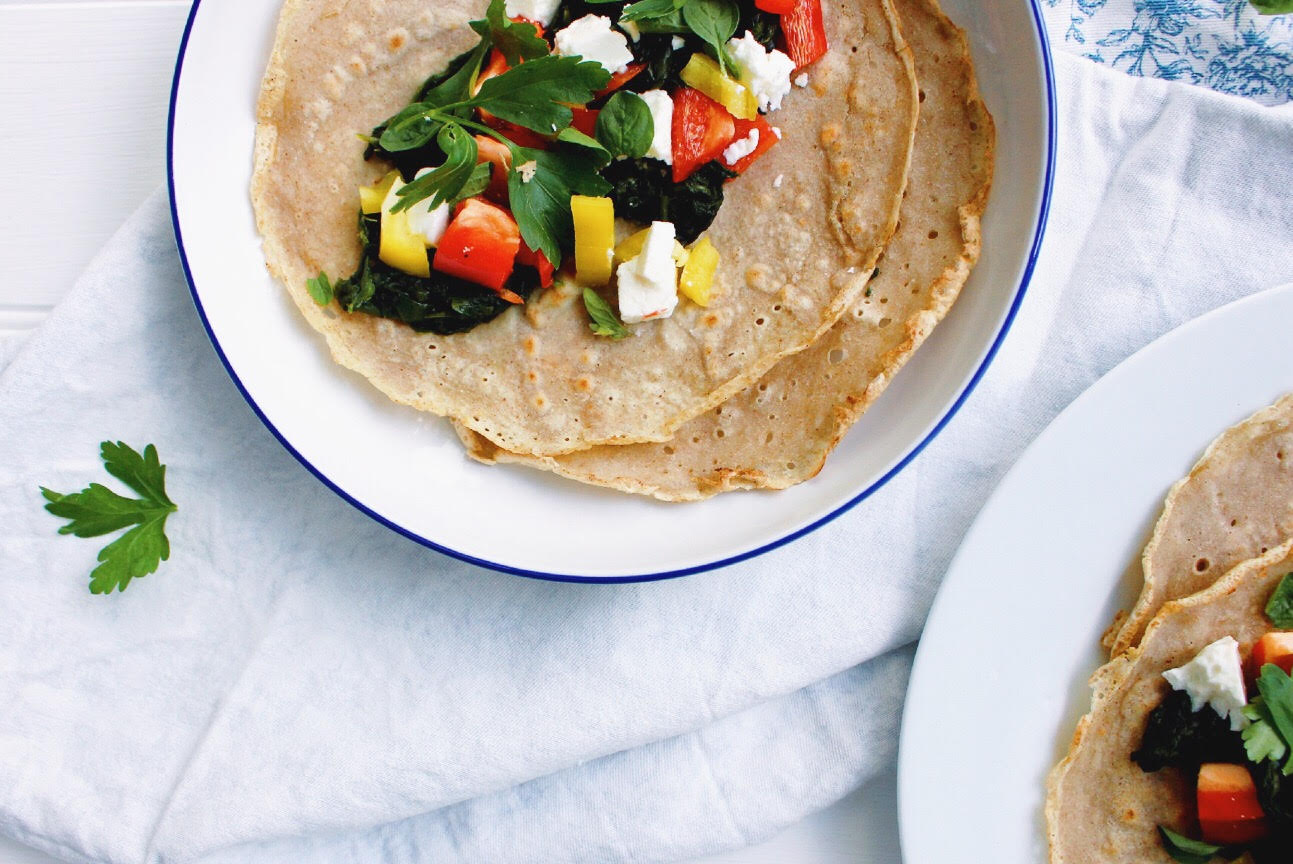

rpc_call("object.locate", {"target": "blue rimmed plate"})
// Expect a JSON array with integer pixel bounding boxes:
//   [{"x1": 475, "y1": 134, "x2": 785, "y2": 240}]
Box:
[{"x1": 167, "y1": 0, "x2": 1056, "y2": 581}]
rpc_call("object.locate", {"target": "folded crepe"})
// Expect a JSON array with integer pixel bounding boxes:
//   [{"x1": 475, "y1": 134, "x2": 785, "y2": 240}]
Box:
[
  {"x1": 457, "y1": 0, "x2": 995, "y2": 499},
  {"x1": 252, "y1": 0, "x2": 919, "y2": 458}
]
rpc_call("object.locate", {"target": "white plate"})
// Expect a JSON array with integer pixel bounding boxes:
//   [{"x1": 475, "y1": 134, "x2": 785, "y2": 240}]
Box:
[
  {"x1": 899, "y1": 284, "x2": 1293, "y2": 863},
  {"x1": 168, "y1": 0, "x2": 1056, "y2": 581}
]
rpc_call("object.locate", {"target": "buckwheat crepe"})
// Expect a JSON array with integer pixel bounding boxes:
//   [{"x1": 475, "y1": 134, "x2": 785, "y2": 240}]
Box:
[
  {"x1": 253, "y1": 0, "x2": 918, "y2": 457},
  {"x1": 1107, "y1": 394, "x2": 1293, "y2": 655},
  {"x1": 457, "y1": 0, "x2": 994, "y2": 499},
  {"x1": 1046, "y1": 537, "x2": 1293, "y2": 863}
]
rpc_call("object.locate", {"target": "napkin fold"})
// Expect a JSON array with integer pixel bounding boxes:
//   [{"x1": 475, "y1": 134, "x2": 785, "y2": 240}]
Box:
[{"x1": 2, "y1": 53, "x2": 1293, "y2": 864}]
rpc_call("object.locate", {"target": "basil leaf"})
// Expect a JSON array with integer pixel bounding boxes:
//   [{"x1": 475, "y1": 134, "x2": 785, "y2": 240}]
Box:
[
  {"x1": 596, "y1": 91, "x2": 654, "y2": 159},
  {"x1": 682, "y1": 0, "x2": 739, "y2": 74},
  {"x1": 378, "y1": 102, "x2": 445, "y2": 152},
  {"x1": 621, "y1": 0, "x2": 688, "y2": 22},
  {"x1": 1257, "y1": 663, "x2": 1293, "y2": 775},
  {"x1": 1266, "y1": 573, "x2": 1293, "y2": 627},
  {"x1": 583, "y1": 287, "x2": 631, "y2": 339},
  {"x1": 469, "y1": 0, "x2": 548, "y2": 66},
  {"x1": 306, "y1": 272, "x2": 334, "y2": 306},
  {"x1": 508, "y1": 146, "x2": 612, "y2": 266},
  {"x1": 470, "y1": 54, "x2": 611, "y2": 136},
  {"x1": 390, "y1": 125, "x2": 479, "y2": 212},
  {"x1": 635, "y1": 9, "x2": 689, "y2": 33},
  {"x1": 451, "y1": 162, "x2": 493, "y2": 204},
  {"x1": 418, "y1": 42, "x2": 490, "y2": 109},
  {"x1": 1250, "y1": 0, "x2": 1293, "y2": 12},
  {"x1": 557, "y1": 128, "x2": 613, "y2": 168},
  {"x1": 1156, "y1": 826, "x2": 1225, "y2": 864}
]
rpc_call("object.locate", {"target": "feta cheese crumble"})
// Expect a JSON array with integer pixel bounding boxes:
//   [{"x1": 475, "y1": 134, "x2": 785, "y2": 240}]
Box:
[
  {"x1": 504, "y1": 0, "x2": 561, "y2": 26},
  {"x1": 387, "y1": 173, "x2": 450, "y2": 247},
  {"x1": 517, "y1": 160, "x2": 538, "y2": 183},
  {"x1": 1162, "y1": 636, "x2": 1250, "y2": 731},
  {"x1": 555, "y1": 15, "x2": 634, "y2": 76},
  {"x1": 671, "y1": 36, "x2": 686, "y2": 50},
  {"x1": 773, "y1": 174, "x2": 784, "y2": 188},
  {"x1": 727, "y1": 31, "x2": 796, "y2": 113},
  {"x1": 795, "y1": 72, "x2": 810, "y2": 88},
  {"x1": 617, "y1": 221, "x2": 679, "y2": 323},
  {"x1": 621, "y1": 19, "x2": 641, "y2": 42},
  {"x1": 723, "y1": 128, "x2": 760, "y2": 166},
  {"x1": 638, "y1": 89, "x2": 674, "y2": 165}
]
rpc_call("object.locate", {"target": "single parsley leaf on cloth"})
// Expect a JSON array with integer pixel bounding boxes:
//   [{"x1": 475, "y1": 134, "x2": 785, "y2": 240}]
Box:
[
  {"x1": 596, "y1": 91, "x2": 654, "y2": 159},
  {"x1": 306, "y1": 272, "x2": 333, "y2": 306},
  {"x1": 508, "y1": 146, "x2": 612, "y2": 266},
  {"x1": 583, "y1": 287, "x2": 631, "y2": 339},
  {"x1": 1156, "y1": 826, "x2": 1235, "y2": 864},
  {"x1": 470, "y1": 0, "x2": 548, "y2": 66},
  {"x1": 682, "y1": 0, "x2": 740, "y2": 73},
  {"x1": 40, "y1": 442, "x2": 178, "y2": 595},
  {"x1": 1250, "y1": 0, "x2": 1293, "y2": 14},
  {"x1": 1266, "y1": 573, "x2": 1293, "y2": 627},
  {"x1": 1256, "y1": 664, "x2": 1293, "y2": 775}
]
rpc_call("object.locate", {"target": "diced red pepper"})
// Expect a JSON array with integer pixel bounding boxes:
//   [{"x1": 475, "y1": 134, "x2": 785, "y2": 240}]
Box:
[
  {"x1": 781, "y1": 0, "x2": 828, "y2": 69},
  {"x1": 474, "y1": 135, "x2": 513, "y2": 203},
  {"x1": 595, "y1": 63, "x2": 646, "y2": 98},
  {"x1": 1252, "y1": 632, "x2": 1293, "y2": 677},
  {"x1": 756, "y1": 0, "x2": 796, "y2": 12},
  {"x1": 570, "y1": 106, "x2": 600, "y2": 139},
  {"x1": 475, "y1": 43, "x2": 554, "y2": 150},
  {"x1": 724, "y1": 115, "x2": 781, "y2": 174},
  {"x1": 476, "y1": 49, "x2": 510, "y2": 94},
  {"x1": 516, "y1": 242, "x2": 555, "y2": 288},
  {"x1": 671, "y1": 87, "x2": 736, "y2": 183},
  {"x1": 433, "y1": 198, "x2": 522, "y2": 296},
  {"x1": 1197, "y1": 764, "x2": 1268, "y2": 846}
]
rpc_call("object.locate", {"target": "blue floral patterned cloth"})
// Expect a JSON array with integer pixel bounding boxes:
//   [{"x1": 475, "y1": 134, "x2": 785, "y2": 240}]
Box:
[{"x1": 1042, "y1": 0, "x2": 1293, "y2": 104}]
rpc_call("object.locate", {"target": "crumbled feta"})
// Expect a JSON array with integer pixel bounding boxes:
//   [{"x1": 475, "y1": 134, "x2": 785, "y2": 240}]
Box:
[
  {"x1": 723, "y1": 129, "x2": 760, "y2": 166},
  {"x1": 385, "y1": 173, "x2": 450, "y2": 246},
  {"x1": 504, "y1": 0, "x2": 562, "y2": 26},
  {"x1": 555, "y1": 15, "x2": 634, "y2": 76},
  {"x1": 727, "y1": 31, "x2": 796, "y2": 113},
  {"x1": 620, "y1": 19, "x2": 641, "y2": 42},
  {"x1": 773, "y1": 174, "x2": 784, "y2": 188},
  {"x1": 617, "y1": 221, "x2": 679, "y2": 323},
  {"x1": 517, "y1": 160, "x2": 538, "y2": 183},
  {"x1": 795, "y1": 72, "x2": 810, "y2": 88},
  {"x1": 771, "y1": 126, "x2": 783, "y2": 139},
  {"x1": 1162, "y1": 636, "x2": 1250, "y2": 731},
  {"x1": 638, "y1": 89, "x2": 674, "y2": 165},
  {"x1": 671, "y1": 36, "x2": 686, "y2": 50}
]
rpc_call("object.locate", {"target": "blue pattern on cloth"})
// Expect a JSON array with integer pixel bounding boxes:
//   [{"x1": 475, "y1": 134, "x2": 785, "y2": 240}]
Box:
[{"x1": 1041, "y1": 0, "x2": 1293, "y2": 104}]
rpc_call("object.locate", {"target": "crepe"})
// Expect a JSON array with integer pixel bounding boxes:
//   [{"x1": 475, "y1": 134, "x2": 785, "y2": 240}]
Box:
[
  {"x1": 252, "y1": 0, "x2": 918, "y2": 457},
  {"x1": 1106, "y1": 395, "x2": 1293, "y2": 655},
  {"x1": 1046, "y1": 537, "x2": 1293, "y2": 863},
  {"x1": 457, "y1": 0, "x2": 994, "y2": 499}
]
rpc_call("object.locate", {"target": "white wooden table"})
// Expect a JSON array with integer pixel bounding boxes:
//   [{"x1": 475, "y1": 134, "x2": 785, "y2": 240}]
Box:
[{"x1": 0, "y1": 1, "x2": 901, "y2": 861}]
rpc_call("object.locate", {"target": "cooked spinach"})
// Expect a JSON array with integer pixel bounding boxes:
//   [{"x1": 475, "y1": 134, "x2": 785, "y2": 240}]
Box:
[
  {"x1": 1132, "y1": 689, "x2": 1247, "y2": 772},
  {"x1": 553, "y1": 0, "x2": 628, "y2": 30},
  {"x1": 602, "y1": 158, "x2": 735, "y2": 244},
  {"x1": 738, "y1": 5, "x2": 782, "y2": 50},
  {"x1": 333, "y1": 215, "x2": 537, "y2": 335},
  {"x1": 626, "y1": 32, "x2": 695, "y2": 91}
]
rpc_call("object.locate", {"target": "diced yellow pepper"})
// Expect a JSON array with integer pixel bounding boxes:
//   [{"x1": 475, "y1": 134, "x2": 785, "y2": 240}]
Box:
[
  {"x1": 679, "y1": 236, "x2": 720, "y2": 307},
  {"x1": 379, "y1": 178, "x2": 431, "y2": 278},
  {"x1": 680, "y1": 54, "x2": 758, "y2": 121},
  {"x1": 571, "y1": 195, "x2": 616, "y2": 286},
  {"x1": 615, "y1": 228, "x2": 689, "y2": 267},
  {"x1": 360, "y1": 170, "x2": 401, "y2": 215}
]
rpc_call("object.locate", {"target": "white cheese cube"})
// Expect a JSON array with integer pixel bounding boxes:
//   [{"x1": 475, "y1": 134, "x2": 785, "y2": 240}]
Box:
[
  {"x1": 555, "y1": 15, "x2": 634, "y2": 76},
  {"x1": 617, "y1": 221, "x2": 679, "y2": 323},
  {"x1": 1162, "y1": 636, "x2": 1250, "y2": 731},
  {"x1": 727, "y1": 31, "x2": 796, "y2": 113},
  {"x1": 504, "y1": 0, "x2": 561, "y2": 26},
  {"x1": 723, "y1": 128, "x2": 760, "y2": 166},
  {"x1": 638, "y1": 89, "x2": 674, "y2": 165}
]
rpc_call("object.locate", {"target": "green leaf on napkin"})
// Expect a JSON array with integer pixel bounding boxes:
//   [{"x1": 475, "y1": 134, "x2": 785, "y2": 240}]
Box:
[
  {"x1": 1249, "y1": 0, "x2": 1293, "y2": 16},
  {"x1": 40, "y1": 442, "x2": 178, "y2": 595}
]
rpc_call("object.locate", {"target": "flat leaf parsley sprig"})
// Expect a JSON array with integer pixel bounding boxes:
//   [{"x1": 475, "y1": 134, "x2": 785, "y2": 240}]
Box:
[{"x1": 41, "y1": 442, "x2": 178, "y2": 594}]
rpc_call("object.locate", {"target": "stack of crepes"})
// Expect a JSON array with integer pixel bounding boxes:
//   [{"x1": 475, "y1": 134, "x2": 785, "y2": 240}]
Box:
[
  {"x1": 251, "y1": 0, "x2": 995, "y2": 500},
  {"x1": 1047, "y1": 395, "x2": 1293, "y2": 861}
]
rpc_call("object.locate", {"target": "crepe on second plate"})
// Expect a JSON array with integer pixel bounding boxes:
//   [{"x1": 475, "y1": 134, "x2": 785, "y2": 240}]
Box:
[
  {"x1": 457, "y1": 0, "x2": 995, "y2": 500},
  {"x1": 252, "y1": 0, "x2": 918, "y2": 458}
]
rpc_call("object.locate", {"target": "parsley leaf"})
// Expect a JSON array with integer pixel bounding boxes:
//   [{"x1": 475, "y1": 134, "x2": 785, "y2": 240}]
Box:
[
  {"x1": 596, "y1": 91, "x2": 655, "y2": 159},
  {"x1": 682, "y1": 0, "x2": 739, "y2": 74},
  {"x1": 1156, "y1": 826, "x2": 1231, "y2": 864},
  {"x1": 1257, "y1": 663, "x2": 1293, "y2": 775},
  {"x1": 583, "y1": 287, "x2": 631, "y2": 339},
  {"x1": 1250, "y1": 0, "x2": 1293, "y2": 13},
  {"x1": 508, "y1": 146, "x2": 611, "y2": 266},
  {"x1": 472, "y1": 54, "x2": 611, "y2": 136},
  {"x1": 390, "y1": 125, "x2": 480, "y2": 212},
  {"x1": 619, "y1": 0, "x2": 688, "y2": 22},
  {"x1": 1243, "y1": 699, "x2": 1289, "y2": 766},
  {"x1": 306, "y1": 271, "x2": 333, "y2": 306},
  {"x1": 1266, "y1": 573, "x2": 1293, "y2": 627},
  {"x1": 41, "y1": 442, "x2": 178, "y2": 595},
  {"x1": 470, "y1": 0, "x2": 549, "y2": 66}
]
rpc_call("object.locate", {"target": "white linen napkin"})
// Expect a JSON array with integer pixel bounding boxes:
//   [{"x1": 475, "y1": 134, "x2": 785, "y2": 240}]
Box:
[{"x1": 2, "y1": 53, "x2": 1293, "y2": 864}]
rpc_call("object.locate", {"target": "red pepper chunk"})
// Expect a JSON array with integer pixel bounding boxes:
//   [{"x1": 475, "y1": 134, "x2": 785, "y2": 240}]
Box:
[
  {"x1": 671, "y1": 87, "x2": 736, "y2": 183},
  {"x1": 570, "y1": 106, "x2": 600, "y2": 139},
  {"x1": 756, "y1": 0, "x2": 796, "y2": 12},
  {"x1": 1252, "y1": 633, "x2": 1293, "y2": 677},
  {"x1": 1197, "y1": 763, "x2": 1268, "y2": 846},
  {"x1": 433, "y1": 198, "x2": 522, "y2": 297},
  {"x1": 474, "y1": 135, "x2": 513, "y2": 203},
  {"x1": 781, "y1": 0, "x2": 828, "y2": 69},
  {"x1": 725, "y1": 116, "x2": 781, "y2": 174},
  {"x1": 595, "y1": 63, "x2": 646, "y2": 98},
  {"x1": 516, "y1": 242, "x2": 555, "y2": 289}
]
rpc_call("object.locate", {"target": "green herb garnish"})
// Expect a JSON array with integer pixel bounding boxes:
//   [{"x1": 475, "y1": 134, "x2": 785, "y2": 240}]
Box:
[
  {"x1": 469, "y1": 0, "x2": 549, "y2": 66},
  {"x1": 510, "y1": 148, "x2": 612, "y2": 266},
  {"x1": 306, "y1": 271, "x2": 334, "y2": 306},
  {"x1": 41, "y1": 442, "x2": 178, "y2": 595},
  {"x1": 1266, "y1": 573, "x2": 1293, "y2": 627},
  {"x1": 1256, "y1": 663, "x2": 1293, "y2": 775},
  {"x1": 681, "y1": 0, "x2": 741, "y2": 74},
  {"x1": 1250, "y1": 0, "x2": 1293, "y2": 14},
  {"x1": 390, "y1": 125, "x2": 480, "y2": 213},
  {"x1": 596, "y1": 91, "x2": 655, "y2": 159},
  {"x1": 1243, "y1": 697, "x2": 1289, "y2": 765},
  {"x1": 583, "y1": 287, "x2": 632, "y2": 339},
  {"x1": 1156, "y1": 825, "x2": 1233, "y2": 864}
]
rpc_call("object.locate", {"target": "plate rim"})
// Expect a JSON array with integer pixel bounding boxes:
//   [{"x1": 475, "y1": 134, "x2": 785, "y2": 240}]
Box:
[{"x1": 165, "y1": 0, "x2": 1058, "y2": 584}]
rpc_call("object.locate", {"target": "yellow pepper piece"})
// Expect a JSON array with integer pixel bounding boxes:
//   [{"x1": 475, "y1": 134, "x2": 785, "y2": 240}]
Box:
[
  {"x1": 379, "y1": 178, "x2": 431, "y2": 278},
  {"x1": 680, "y1": 54, "x2": 758, "y2": 121},
  {"x1": 615, "y1": 228, "x2": 689, "y2": 267},
  {"x1": 679, "y1": 236, "x2": 720, "y2": 307},
  {"x1": 571, "y1": 195, "x2": 616, "y2": 286},
  {"x1": 360, "y1": 170, "x2": 401, "y2": 215}
]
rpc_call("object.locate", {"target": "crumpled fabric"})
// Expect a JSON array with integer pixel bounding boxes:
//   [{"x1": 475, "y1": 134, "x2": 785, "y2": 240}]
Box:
[{"x1": 2, "y1": 51, "x2": 1292, "y2": 864}]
